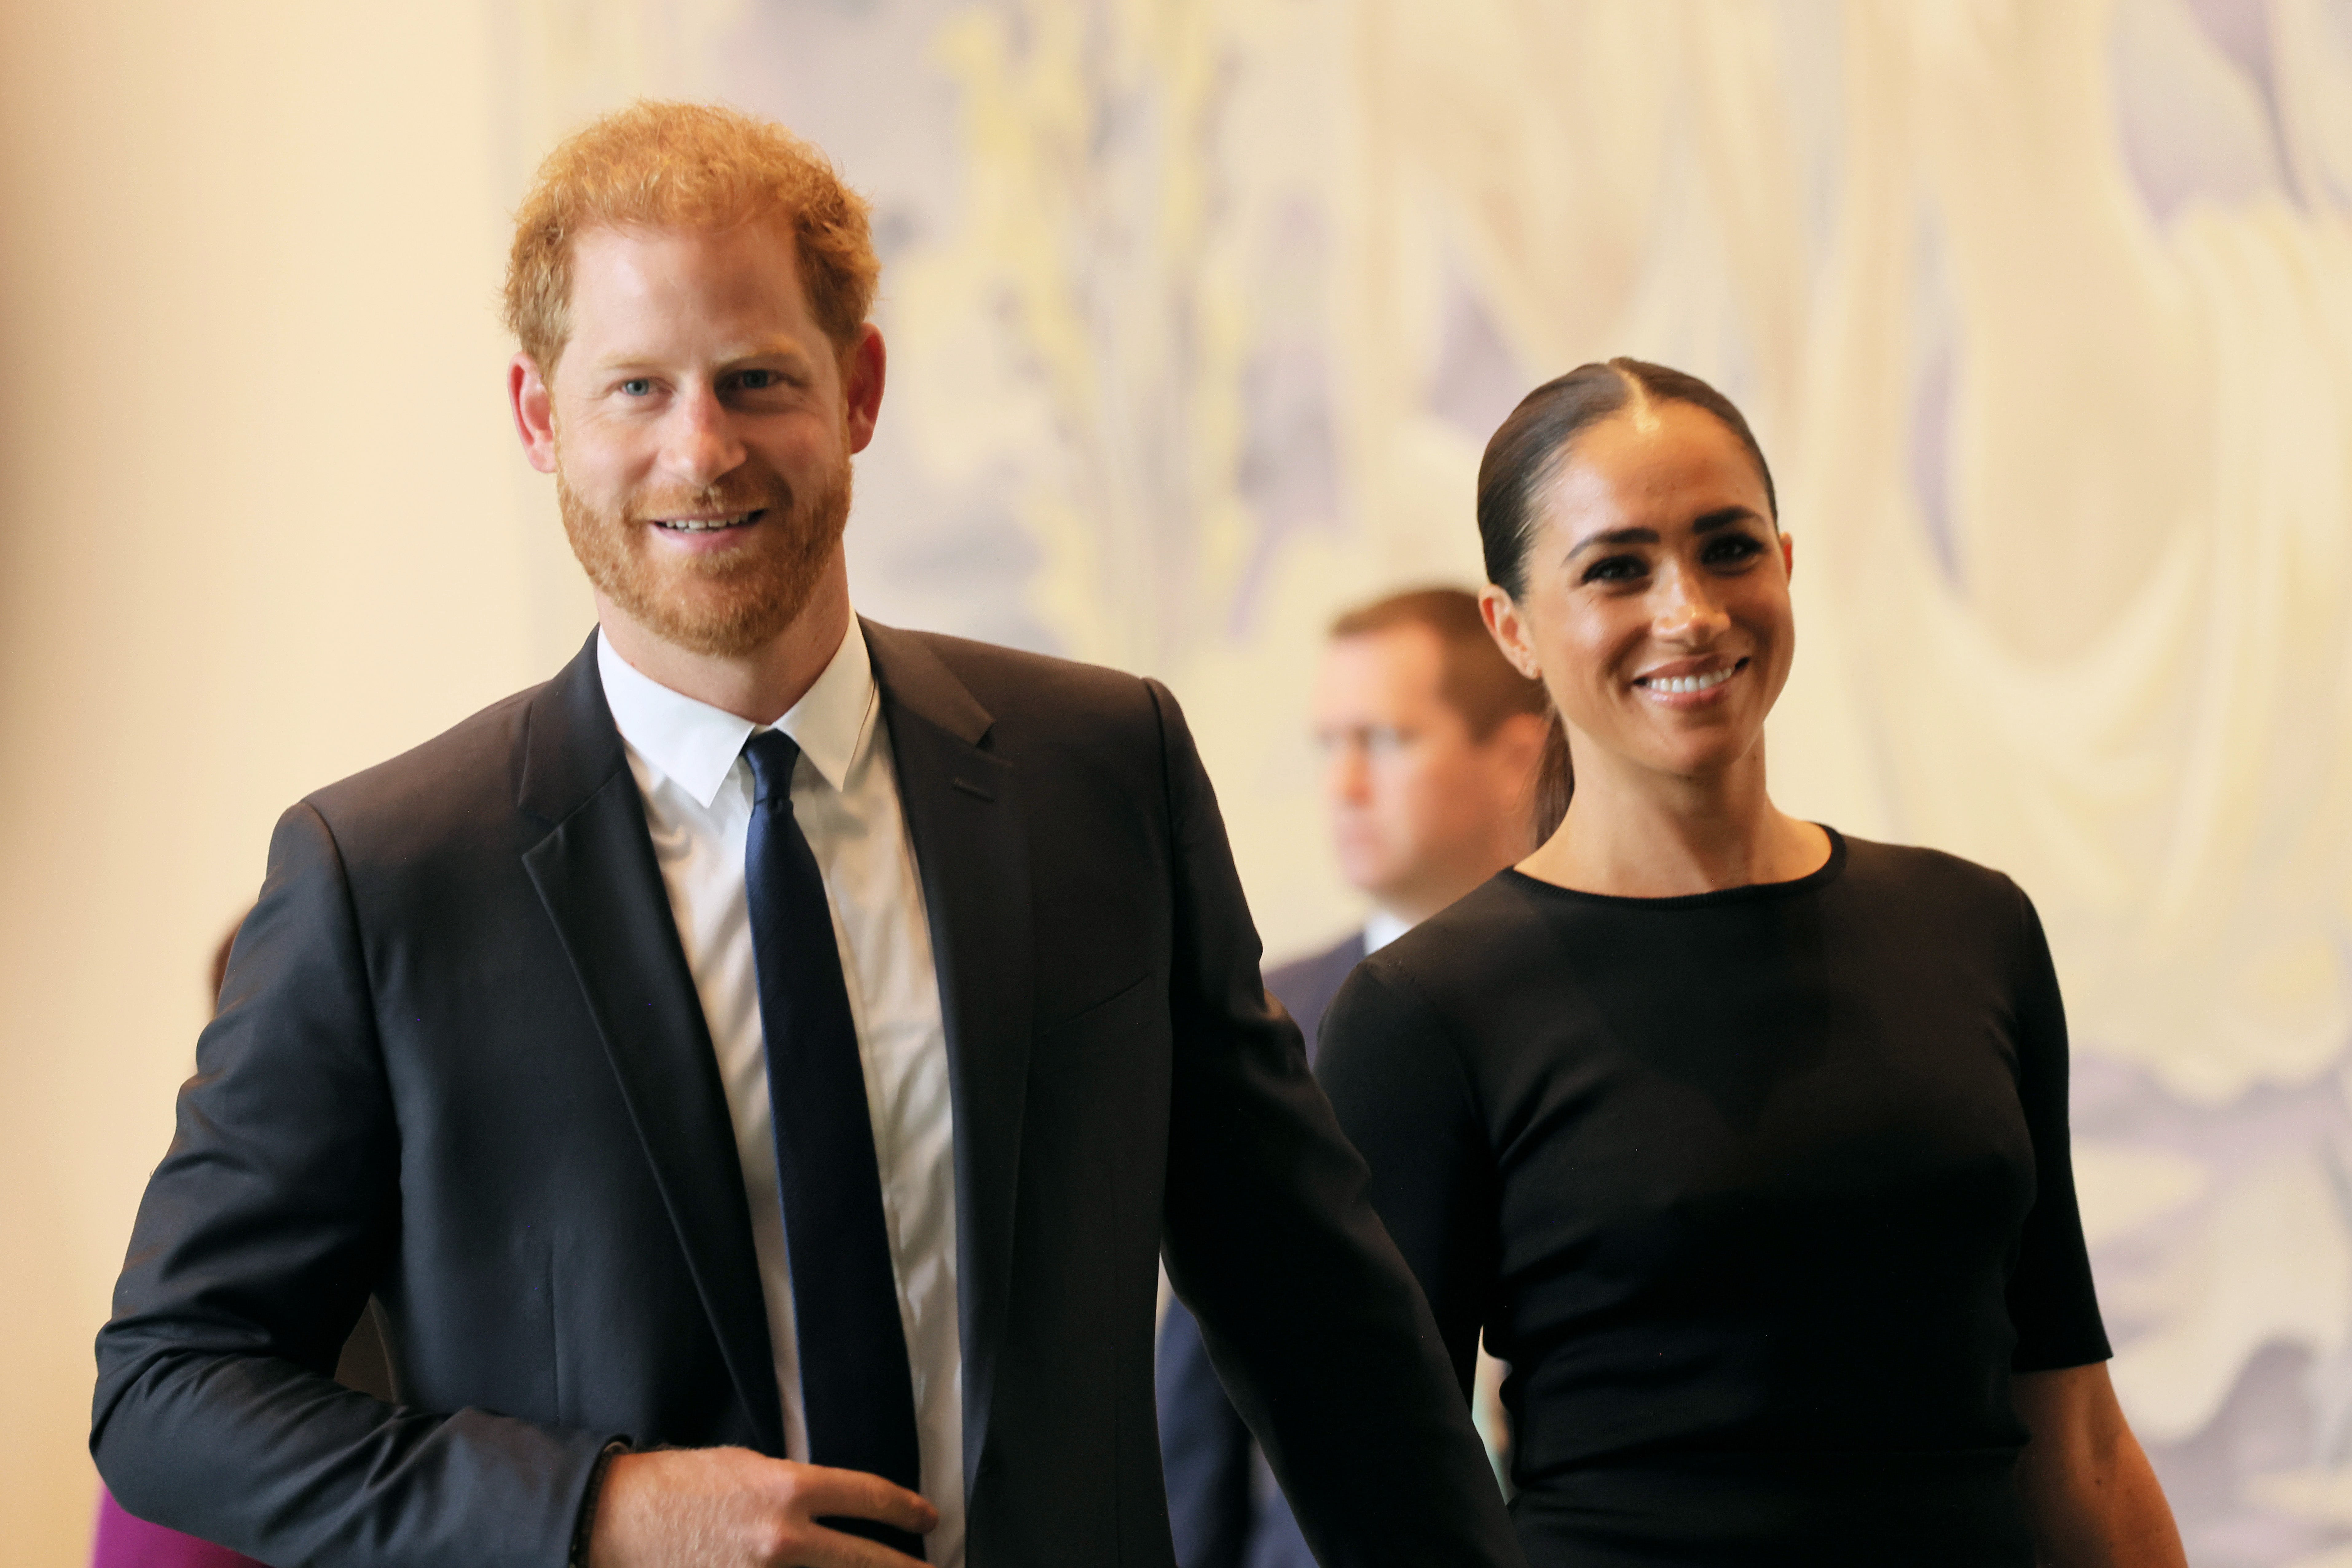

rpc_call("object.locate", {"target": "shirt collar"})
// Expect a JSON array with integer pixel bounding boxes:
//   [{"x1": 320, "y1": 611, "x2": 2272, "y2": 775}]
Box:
[{"x1": 597, "y1": 617, "x2": 879, "y2": 808}]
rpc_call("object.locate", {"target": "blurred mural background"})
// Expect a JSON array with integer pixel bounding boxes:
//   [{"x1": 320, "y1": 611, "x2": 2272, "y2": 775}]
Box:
[{"x1": 3, "y1": 0, "x2": 2350, "y2": 1562}]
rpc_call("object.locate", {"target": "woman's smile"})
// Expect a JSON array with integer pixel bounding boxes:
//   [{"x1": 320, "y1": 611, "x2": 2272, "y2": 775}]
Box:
[{"x1": 1632, "y1": 656, "x2": 1748, "y2": 706}]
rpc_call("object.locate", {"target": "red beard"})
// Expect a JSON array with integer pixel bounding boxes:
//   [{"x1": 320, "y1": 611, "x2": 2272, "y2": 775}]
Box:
[{"x1": 557, "y1": 451, "x2": 852, "y2": 658}]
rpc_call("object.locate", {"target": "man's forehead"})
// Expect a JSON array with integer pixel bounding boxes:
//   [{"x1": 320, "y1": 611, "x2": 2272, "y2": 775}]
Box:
[
  {"x1": 561, "y1": 219, "x2": 825, "y2": 360},
  {"x1": 568, "y1": 220, "x2": 805, "y2": 308},
  {"x1": 1319, "y1": 627, "x2": 1449, "y2": 703},
  {"x1": 1329, "y1": 623, "x2": 1446, "y2": 670}
]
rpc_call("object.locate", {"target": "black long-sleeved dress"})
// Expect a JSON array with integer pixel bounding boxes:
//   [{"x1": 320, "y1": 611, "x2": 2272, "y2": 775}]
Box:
[{"x1": 1317, "y1": 830, "x2": 2110, "y2": 1566}]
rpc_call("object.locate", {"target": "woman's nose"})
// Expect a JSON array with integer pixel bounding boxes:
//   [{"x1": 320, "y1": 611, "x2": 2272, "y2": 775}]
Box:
[{"x1": 1653, "y1": 571, "x2": 1732, "y2": 642}]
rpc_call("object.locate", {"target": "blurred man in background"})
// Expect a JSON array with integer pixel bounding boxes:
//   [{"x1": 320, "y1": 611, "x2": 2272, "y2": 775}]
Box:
[{"x1": 1158, "y1": 587, "x2": 1548, "y2": 1568}]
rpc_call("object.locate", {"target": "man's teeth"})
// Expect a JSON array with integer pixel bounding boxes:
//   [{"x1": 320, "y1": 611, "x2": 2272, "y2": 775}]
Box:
[
  {"x1": 657, "y1": 513, "x2": 754, "y2": 532},
  {"x1": 1644, "y1": 667, "x2": 1736, "y2": 694}
]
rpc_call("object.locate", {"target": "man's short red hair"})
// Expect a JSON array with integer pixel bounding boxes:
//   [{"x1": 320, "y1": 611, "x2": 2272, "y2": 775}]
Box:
[{"x1": 503, "y1": 99, "x2": 879, "y2": 375}]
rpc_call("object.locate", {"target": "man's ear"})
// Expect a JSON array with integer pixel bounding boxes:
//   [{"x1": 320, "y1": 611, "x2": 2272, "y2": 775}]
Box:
[
  {"x1": 842, "y1": 324, "x2": 887, "y2": 455},
  {"x1": 509, "y1": 354, "x2": 558, "y2": 474}
]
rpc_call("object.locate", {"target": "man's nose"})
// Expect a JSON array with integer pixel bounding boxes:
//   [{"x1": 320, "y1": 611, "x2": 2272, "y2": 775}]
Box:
[
  {"x1": 1326, "y1": 742, "x2": 1371, "y2": 804},
  {"x1": 661, "y1": 384, "x2": 746, "y2": 487}
]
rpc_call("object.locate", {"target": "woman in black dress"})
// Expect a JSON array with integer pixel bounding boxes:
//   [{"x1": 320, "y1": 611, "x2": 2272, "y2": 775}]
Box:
[{"x1": 1316, "y1": 360, "x2": 2185, "y2": 1566}]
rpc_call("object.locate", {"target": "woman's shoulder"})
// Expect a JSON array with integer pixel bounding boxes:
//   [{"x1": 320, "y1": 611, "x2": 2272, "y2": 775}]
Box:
[
  {"x1": 1347, "y1": 874, "x2": 1563, "y2": 1021},
  {"x1": 1833, "y1": 831, "x2": 2028, "y2": 918},
  {"x1": 1825, "y1": 832, "x2": 2032, "y2": 959},
  {"x1": 1317, "y1": 878, "x2": 1552, "y2": 1106}
]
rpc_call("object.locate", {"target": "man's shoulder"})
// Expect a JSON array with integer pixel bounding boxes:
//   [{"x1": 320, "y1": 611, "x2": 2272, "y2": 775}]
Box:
[
  {"x1": 866, "y1": 622, "x2": 1179, "y2": 785},
  {"x1": 872, "y1": 622, "x2": 1160, "y2": 723},
  {"x1": 298, "y1": 669, "x2": 569, "y2": 865}
]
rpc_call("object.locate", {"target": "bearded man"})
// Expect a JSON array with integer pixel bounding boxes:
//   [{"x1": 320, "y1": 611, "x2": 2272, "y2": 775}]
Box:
[{"x1": 91, "y1": 102, "x2": 1521, "y2": 1568}]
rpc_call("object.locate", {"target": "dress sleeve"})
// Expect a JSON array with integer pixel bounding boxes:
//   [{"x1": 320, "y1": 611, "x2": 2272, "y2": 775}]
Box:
[
  {"x1": 2004, "y1": 884, "x2": 2114, "y2": 1372},
  {"x1": 1317, "y1": 962, "x2": 1500, "y2": 1401}
]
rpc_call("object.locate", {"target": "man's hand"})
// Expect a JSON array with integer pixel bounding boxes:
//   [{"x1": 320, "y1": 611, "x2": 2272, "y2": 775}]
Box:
[{"x1": 585, "y1": 1448, "x2": 938, "y2": 1568}]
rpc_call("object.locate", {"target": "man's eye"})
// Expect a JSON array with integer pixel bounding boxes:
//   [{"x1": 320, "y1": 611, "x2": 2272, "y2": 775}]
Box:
[
  {"x1": 1365, "y1": 726, "x2": 1410, "y2": 756},
  {"x1": 735, "y1": 369, "x2": 779, "y2": 390},
  {"x1": 619, "y1": 378, "x2": 653, "y2": 397}
]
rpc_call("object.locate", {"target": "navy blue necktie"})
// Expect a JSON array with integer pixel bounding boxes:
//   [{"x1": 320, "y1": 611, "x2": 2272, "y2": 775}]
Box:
[{"x1": 742, "y1": 730, "x2": 925, "y2": 1557}]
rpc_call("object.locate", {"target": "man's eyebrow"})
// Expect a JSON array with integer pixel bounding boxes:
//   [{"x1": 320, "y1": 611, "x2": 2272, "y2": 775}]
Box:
[
  {"x1": 586, "y1": 351, "x2": 662, "y2": 374},
  {"x1": 720, "y1": 340, "x2": 816, "y2": 366},
  {"x1": 585, "y1": 340, "x2": 817, "y2": 373}
]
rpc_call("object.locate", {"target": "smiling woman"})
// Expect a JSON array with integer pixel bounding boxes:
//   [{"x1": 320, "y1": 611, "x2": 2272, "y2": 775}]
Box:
[
  {"x1": 1473, "y1": 360, "x2": 1789, "y2": 857},
  {"x1": 1476, "y1": 359, "x2": 1808, "y2": 890},
  {"x1": 1314, "y1": 359, "x2": 2190, "y2": 1567}
]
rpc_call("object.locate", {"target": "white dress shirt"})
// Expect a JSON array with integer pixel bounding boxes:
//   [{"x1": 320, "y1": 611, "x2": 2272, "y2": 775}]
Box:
[
  {"x1": 599, "y1": 622, "x2": 965, "y2": 1565},
  {"x1": 1363, "y1": 908, "x2": 1412, "y2": 956}
]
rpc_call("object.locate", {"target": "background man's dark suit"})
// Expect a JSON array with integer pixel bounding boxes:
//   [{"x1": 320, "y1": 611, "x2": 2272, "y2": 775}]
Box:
[
  {"x1": 92, "y1": 624, "x2": 1517, "y2": 1568},
  {"x1": 1158, "y1": 933, "x2": 1367, "y2": 1568}
]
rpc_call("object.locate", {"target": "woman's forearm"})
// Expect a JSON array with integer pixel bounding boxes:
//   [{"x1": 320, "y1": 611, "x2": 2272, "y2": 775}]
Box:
[{"x1": 2012, "y1": 1364, "x2": 2186, "y2": 1568}]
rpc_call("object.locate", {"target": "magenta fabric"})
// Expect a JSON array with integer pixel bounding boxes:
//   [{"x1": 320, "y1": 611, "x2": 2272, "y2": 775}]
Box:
[{"x1": 92, "y1": 1490, "x2": 265, "y2": 1568}]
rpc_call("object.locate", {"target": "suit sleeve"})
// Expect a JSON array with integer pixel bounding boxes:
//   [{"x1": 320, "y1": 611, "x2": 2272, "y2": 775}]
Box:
[
  {"x1": 1146, "y1": 681, "x2": 1522, "y2": 1568},
  {"x1": 91, "y1": 803, "x2": 618, "y2": 1568},
  {"x1": 2003, "y1": 884, "x2": 2112, "y2": 1373}
]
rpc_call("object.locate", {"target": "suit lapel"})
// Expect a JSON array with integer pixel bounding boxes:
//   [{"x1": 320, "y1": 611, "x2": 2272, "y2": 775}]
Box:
[
  {"x1": 863, "y1": 619, "x2": 1035, "y2": 1498},
  {"x1": 516, "y1": 635, "x2": 786, "y2": 1454}
]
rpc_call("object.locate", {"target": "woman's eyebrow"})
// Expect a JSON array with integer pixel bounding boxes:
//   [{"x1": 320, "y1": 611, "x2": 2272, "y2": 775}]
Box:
[
  {"x1": 1564, "y1": 506, "x2": 1764, "y2": 563},
  {"x1": 1691, "y1": 506, "x2": 1764, "y2": 534},
  {"x1": 1564, "y1": 525, "x2": 1659, "y2": 562}
]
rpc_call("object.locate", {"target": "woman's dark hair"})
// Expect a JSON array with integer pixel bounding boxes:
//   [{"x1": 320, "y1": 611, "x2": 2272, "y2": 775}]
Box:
[{"x1": 1477, "y1": 358, "x2": 1778, "y2": 840}]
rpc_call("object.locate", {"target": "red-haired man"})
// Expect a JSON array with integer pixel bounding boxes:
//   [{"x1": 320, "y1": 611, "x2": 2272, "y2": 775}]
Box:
[{"x1": 93, "y1": 103, "x2": 1523, "y2": 1568}]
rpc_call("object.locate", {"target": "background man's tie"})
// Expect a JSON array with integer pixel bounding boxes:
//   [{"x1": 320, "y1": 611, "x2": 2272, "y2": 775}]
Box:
[{"x1": 742, "y1": 730, "x2": 926, "y2": 1558}]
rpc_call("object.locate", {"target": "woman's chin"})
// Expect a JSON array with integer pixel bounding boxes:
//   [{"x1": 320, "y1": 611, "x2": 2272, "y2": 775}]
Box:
[{"x1": 1621, "y1": 731, "x2": 1766, "y2": 788}]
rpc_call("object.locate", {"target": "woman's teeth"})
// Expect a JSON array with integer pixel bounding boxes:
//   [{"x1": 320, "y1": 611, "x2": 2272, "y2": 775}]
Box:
[
  {"x1": 1642, "y1": 666, "x2": 1736, "y2": 694},
  {"x1": 657, "y1": 513, "x2": 754, "y2": 532}
]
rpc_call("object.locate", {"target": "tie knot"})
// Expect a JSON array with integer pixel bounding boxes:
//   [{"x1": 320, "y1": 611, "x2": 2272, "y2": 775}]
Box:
[{"x1": 742, "y1": 729, "x2": 804, "y2": 805}]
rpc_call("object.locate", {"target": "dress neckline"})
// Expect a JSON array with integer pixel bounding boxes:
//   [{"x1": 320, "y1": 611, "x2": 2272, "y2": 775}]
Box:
[{"x1": 1501, "y1": 825, "x2": 1847, "y2": 910}]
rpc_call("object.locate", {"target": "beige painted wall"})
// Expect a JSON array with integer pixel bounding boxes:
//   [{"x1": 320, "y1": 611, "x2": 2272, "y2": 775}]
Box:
[{"x1": 0, "y1": 3, "x2": 584, "y2": 1558}]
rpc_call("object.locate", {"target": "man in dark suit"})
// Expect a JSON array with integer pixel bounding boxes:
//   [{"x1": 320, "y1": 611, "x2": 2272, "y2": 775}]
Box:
[
  {"x1": 91, "y1": 103, "x2": 1521, "y2": 1568},
  {"x1": 1158, "y1": 588, "x2": 1547, "y2": 1568}
]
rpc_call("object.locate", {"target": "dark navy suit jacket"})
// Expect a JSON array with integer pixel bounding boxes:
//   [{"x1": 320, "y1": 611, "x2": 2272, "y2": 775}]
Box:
[{"x1": 1158, "y1": 932, "x2": 1367, "y2": 1568}]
